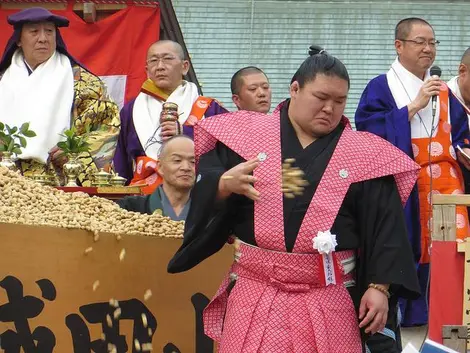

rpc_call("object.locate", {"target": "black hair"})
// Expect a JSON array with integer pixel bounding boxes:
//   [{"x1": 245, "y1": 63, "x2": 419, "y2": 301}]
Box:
[
  {"x1": 291, "y1": 45, "x2": 350, "y2": 89},
  {"x1": 230, "y1": 66, "x2": 267, "y2": 95},
  {"x1": 395, "y1": 17, "x2": 433, "y2": 40}
]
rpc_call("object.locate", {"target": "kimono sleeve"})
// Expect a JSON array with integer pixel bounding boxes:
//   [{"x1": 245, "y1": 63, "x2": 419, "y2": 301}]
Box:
[
  {"x1": 356, "y1": 175, "x2": 421, "y2": 300},
  {"x1": 72, "y1": 66, "x2": 121, "y2": 186},
  {"x1": 355, "y1": 77, "x2": 421, "y2": 268},
  {"x1": 167, "y1": 142, "x2": 240, "y2": 273}
]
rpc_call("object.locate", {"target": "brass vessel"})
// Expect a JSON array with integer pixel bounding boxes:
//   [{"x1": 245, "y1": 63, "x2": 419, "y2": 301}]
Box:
[
  {"x1": 160, "y1": 102, "x2": 179, "y2": 123},
  {"x1": 109, "y1": 172, "x2": 127, "y2": 187},
  {"x1": 92, "y1": 168, "x2": 111, "y2": 187},
  {"x1": 32, "y1": 174, "x2": 50, "y2": 186},
  {"x1": 63, "y1": 154, "x2": 82, "y2": 187},
  {"x1": 0, "y1": 151, "x2": 18, "y2": 172}
]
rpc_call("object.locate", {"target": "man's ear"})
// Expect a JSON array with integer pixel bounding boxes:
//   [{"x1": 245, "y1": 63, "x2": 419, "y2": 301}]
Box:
[
  {"x1": 459, "y1": 63, "x2": 468, "y2": 77},
  {"x1": 156, "y1": 159, "x2": 164, "y2": 177},
  {"x1": 182, "y1": 60, "x2": 190, "y2": 76},
  {"x1": 290, "y1": 81, "x2": 300, "y2": 99},
  {"x1": 395, "y1": 39, "x2": 403, "y2": 57},
  {"x1": 232, "y1": 94, "x2": 242, "y2": 110}
]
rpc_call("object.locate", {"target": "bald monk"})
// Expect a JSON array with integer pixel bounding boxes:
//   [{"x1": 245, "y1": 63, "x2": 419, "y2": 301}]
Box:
[
  {"x1": 356, "y1": 17, "x2": 470, "y2": 329},
  {"x1": 117, "y1": 135, "x2": 194, "y2": 220},
  {"x1": 113, "y1": 40, "x2": 227, "y2": 193},
  {"x1": 448, "y1": 47, "x2": 470, "y2": 117}
]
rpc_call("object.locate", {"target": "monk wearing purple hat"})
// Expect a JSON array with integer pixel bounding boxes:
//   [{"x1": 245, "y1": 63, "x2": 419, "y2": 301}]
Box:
[{"x1": 0, "y1": 7, "x2": 120, "y2": 186}]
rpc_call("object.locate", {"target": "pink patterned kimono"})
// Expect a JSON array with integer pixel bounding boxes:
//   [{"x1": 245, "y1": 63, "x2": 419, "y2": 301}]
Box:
[{"x1": 169, "y1": 101, "x2": 421, "y2": 352}]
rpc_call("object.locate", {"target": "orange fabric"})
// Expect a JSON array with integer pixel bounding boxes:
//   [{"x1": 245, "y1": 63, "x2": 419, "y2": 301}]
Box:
[
  {"x1": 411, "y1": 87, "x2": 469, "y2": 263},
  {"x1": 140, "y1": 79, "x2": 170, "y2": 102},
  {"x1": 130, "y1": 96, "x2": 212, "y2": 195},
  {"x1": 129, "y1": 156, "x2": 163, "y2": 194},
  {"x1": 185, "y1": 96, "x2": 213, "y2": 125}
]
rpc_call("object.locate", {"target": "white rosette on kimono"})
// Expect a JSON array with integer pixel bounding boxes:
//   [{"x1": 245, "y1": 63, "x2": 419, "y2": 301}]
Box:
[{"x1": 313, "y1": 230, "x2": 339, "y2": 286}]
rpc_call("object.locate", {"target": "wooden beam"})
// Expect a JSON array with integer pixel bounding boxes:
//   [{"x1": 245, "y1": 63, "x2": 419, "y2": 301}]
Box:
[
  {"x1": 458, "y1": 242, "x2": 466, "y2": 253},
  {"x1": 0, "y1": 2, "x2": 129, "y2": 14},
  {"x1": 433, "y1": 194, "x2": 470, "y2": 206},
  {"x1": 442, "y1": 325, "x2": 467, "y2": 353},
  {"x1": 82, "y1": 2, "x2": 96, "y2": 23},
  {"x1": 0, "y1": 3, "x2": 66, "y2": 10},
  {"x1": 74, "y1": 3, "x2": 128, "y2": 11},
  {"x1": 432, "y1": 204, "x2": 457, "y2": 241}
]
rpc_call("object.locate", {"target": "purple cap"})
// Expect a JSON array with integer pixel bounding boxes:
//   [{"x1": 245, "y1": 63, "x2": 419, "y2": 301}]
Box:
[
  {"x1": 7, "y1": 7, "x2": 69, "y2": 29},
  {"x1": 0, "y1": 8, "x2": 87, "y2": 73}
]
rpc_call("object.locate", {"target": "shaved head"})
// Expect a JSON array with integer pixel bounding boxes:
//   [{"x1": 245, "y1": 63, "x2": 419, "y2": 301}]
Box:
[
  {"x1": 146, "y1": 40, "x2": 189, "y2": 92},
  {"x1": 461, "y1": 47, "x2": 470, "y2": 65},
  {"x1": 231, "y1": 66, "x2": 267, "y2": 95},
  {"x1": 147, "y1": 40, "x2": 185, "y2": 60},
  {"x1": 157, "y1": 135, "x2": 195, "y2": 191},
  {"x1": 395, "y1": 17, "x2": 433, "y2": 40},
  {"x1": 159, "y1": 135, "x2": 194, "y2": 159},
  {"x1": 231, "y1": 66, "x2": 271, "y2": 113},
  {"x1": 458, "y1": 47, "x2": 470, "y2": 106}
]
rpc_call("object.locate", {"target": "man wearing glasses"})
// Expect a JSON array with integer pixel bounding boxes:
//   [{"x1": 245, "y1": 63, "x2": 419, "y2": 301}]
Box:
[
  {"x1": 113, "y1": 40, "x2": 227, "y2": 194},
  {"x1": 355, "y1": 17, "x2": 470, "y2": 333}
]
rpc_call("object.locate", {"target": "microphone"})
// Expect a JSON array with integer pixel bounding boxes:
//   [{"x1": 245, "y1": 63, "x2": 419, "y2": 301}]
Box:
[{"x1": 430, "y1": 65, "x2": 442, "y2": 118}]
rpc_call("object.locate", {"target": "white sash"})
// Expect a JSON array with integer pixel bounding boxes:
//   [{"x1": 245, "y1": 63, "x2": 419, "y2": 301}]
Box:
[
  {"x1": 447, "y1": 76, "x2": 462, "y2": 101},
  {"x1": 447, "y1": 76, "x2": 470, "y2": 122},
  {"x1": 386, "y1": 57, "x2": 444, "y2": 139},
  {"x1": 133, "y1": 81, "x2": 199, "y2": 159},
  {"x1": 448, "y1": 76, "x2": 470, "y2": 130},
  {"x1": 0, "y1": 50, "x2": 74, "y2": 163}
]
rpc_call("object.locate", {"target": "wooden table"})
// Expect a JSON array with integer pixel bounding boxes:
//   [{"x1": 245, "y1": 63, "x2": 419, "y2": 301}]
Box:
[{"x1": 56, "y1": 186, "x2": 143, "y2": 200}]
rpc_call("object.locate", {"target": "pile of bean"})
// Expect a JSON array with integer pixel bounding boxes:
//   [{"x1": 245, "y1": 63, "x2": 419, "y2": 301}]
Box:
[{"x1": 0, "y1": 167, "x2": 184, "y2": 238}]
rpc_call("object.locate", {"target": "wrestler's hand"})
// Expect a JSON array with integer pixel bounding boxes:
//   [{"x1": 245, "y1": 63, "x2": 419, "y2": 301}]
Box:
[
  {"x1": 457, "y1": 147, "x2": 470, "y2": 170},
  {"x1": 49, "y1": 146, "x2": 68, "y2": 167},
  {"x1": 358, "y1": 287, "x2": 389, "y2": 334},
  {"x1": 218, "y1": 158, "x2": 260, "y2": 201},
  {"x1": 408, "y1": 77, "x2": 442, "y2": 120},
  {"x1": 160, "y1": 121, "x2": 180, "y2": 141}
]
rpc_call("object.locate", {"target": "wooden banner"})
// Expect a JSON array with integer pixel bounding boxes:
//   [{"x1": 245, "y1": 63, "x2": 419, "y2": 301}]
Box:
[{"x1": 0, "y1": 223, "x2": 232, "y2": 352}]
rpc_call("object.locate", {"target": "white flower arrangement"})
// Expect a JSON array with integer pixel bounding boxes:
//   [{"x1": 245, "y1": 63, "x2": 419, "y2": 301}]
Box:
[{"x1": 313, "y1": 230, "x2": 338, "y2": 255}]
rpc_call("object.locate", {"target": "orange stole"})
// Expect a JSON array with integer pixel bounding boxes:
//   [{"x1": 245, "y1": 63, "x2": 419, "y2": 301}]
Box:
[
  {"x1": 411, "y1": 86, "x2": 469, "y2": 264},
  {"x1": 130, "y1": 96, "x2": 213, "y2": 194},
  {"x1": 140, "y1": 78, "x2": 169, "y2": 101}
]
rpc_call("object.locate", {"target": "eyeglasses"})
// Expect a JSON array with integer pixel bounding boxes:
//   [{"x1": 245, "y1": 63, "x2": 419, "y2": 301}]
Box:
[
  {"x1": 146, "y1": 55, "x2": 177, "y2": 66},
  {"x1": 399, "y1": 38, "x2": 440, "y2": 48}
]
